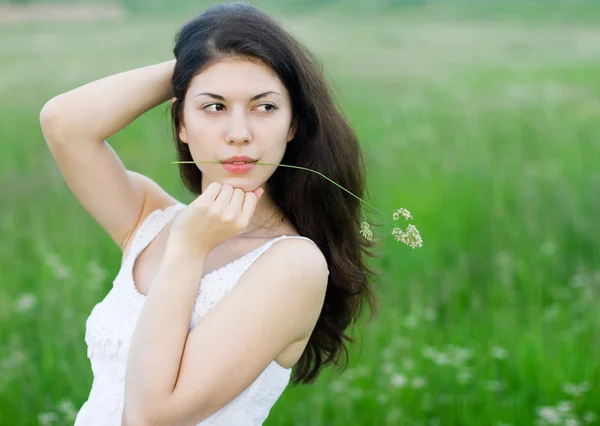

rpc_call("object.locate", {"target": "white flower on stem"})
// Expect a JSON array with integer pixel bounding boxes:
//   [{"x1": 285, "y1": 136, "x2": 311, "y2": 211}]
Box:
[
  {"x1": 174, "y1": 160, "x2": 423, "y2": 248},
  {"x1": 393, "y1": 208, "x2": 412, "y2": 221},
  {"x1": 359, "y1": 222, "x2": 373, "y2": 241},
  {"x1": 393, "y1": 224, "x2": 423, "y2": 248}
]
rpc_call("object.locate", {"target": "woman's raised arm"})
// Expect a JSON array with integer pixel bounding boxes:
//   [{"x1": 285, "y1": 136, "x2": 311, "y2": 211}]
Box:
[{"x1": 39, "y1": 60, "x2": 179, "y2": 252}]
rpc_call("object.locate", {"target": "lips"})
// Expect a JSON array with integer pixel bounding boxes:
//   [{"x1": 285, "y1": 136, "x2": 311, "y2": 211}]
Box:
[
  {"x1": 221, "y1": 156, "x2": 258, "y2": 163},
  {"x1": 222, "y1": 162, "x2": 256, "y2": 174}
]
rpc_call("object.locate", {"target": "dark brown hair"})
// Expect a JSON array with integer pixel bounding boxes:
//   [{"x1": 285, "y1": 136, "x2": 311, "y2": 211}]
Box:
[{"x1": 170, "y1": 1, "x2": 381, "y2": 385}]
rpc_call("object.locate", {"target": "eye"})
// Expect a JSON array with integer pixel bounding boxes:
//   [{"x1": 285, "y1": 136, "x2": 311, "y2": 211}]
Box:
[
  {"x1": 256, "y1": 103, "x2": 278, "y2": 113},
  {"x1": 203, "y1": 103, "x2": 225, "y2": 113},
  {"x1": 202, "y1": 103, "x2": 278, "y2": 113}
]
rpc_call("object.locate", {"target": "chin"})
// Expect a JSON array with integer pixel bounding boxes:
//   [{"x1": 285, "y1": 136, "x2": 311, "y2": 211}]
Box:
[{"x1": 220, "y1": 180, "x2": 261, "y2": 192}]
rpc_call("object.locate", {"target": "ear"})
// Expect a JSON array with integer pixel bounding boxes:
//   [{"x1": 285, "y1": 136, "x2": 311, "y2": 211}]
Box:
[
  {"x1": 179, "y1": 124, "x2": 188, "y2": 144},
  {"x1": 287, "y1": 120, "x2": 297, "y2": 143},
  {"x1": 172, "y1": 98, "x2": 188, "y2": 144}
]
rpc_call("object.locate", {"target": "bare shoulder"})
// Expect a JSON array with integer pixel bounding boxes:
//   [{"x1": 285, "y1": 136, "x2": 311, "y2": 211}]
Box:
[
  {"x1": 257, "y1": 236, "x2": 329, "y2": 340},
  {"x1": 263, "y1": 236, "x2": 329, "y2": 295},
  {"x1": 120, "y1": 171, "x2": 182, "y2": 259},
  {"x1": 274, "y1": 235, "x2": 327, "y2": 264}
]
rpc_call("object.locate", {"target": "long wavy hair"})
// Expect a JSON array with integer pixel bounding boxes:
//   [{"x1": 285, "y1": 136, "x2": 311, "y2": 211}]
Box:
[{"x1": 170, "y1": 1, "x2": 381, "y2": 385}]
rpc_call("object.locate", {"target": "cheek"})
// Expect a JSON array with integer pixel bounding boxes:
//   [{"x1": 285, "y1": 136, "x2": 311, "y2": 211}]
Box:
[{"x1": 184, "y1": 115, "x2": 219, "y2": 144}]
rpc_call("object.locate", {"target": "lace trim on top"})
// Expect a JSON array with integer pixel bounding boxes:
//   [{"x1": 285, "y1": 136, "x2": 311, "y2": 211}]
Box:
[{"x1": 116, "y1": 202, "x2": 317, "y2": 374}]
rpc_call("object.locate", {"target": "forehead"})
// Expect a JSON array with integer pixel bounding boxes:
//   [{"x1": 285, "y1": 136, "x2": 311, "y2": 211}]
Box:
[{"x1": 188, "y1": 57, "x2": 286, "y2": 98}]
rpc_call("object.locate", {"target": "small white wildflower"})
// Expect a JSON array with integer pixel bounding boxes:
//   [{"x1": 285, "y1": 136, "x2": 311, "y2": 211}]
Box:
[
  {"x1": 540, "y1": 240, "x2": 556, "y2": 256},
  {"x1": 437, "y1": 394, "x2": 453, "y2": 405},
  {"x1": 393, "y1": 224, "x2": 423, "y2": 248},
  {"x1": 544, "y1": 304, "x2": 560, "y2": 321},
  {"x1": 412, "y1": 377, "x2": 427, "y2": 389},
  {"x1": 87, "y1": 260, "x2": 108, "y2": 290},
  {"x1": 422, "y1": 346, "x2": 452, "y2": 364},
  {"x1": 570, "y1": 274, "x2": 588, "y2": 289},
  {"x1": 45, "y1": 253, "x2": 73, "y2": 280},
  {"x1": 394, "y1": 336, "x2": 411, "y2": 349},
  {"x1": 329, "y1": 379, "x2": 345, "y2": 393},
  {"x1": 57, "y1": 398, "x2": 77, "y2": 422},
  {"x1": 38, "y1": 411, "x2": 59, "y2": 426},
  {"x1": 376, "y1": 394, "x2": 389, "y2": 405},
  {"x1": 1, "y1": 350, "x2": 25, "y2": 370},
  {"x1": 355, "y1": 366, "x2": 370, "y2": 378},
  {"x1": 15, "y1": 293, "x2": 37, "y2": 313},
  {"x1": 401, "y1": 358, "x2": 415, "y2": 371},
  {"x1": 557, "y1": 401, "x2": 573, "y2": 413},
  {"x1": 382, "y1": 346, "x2": 395, "y2": 360},
  {"x1": 421, "y1": 346, "x2": 437, "y2": 360},
  {"x1": 433, "y1": 352, "x2": 451, "y2": 366},
  {"x1": 457, "y1": 369, "x2": 472, "y2": 384},
  {"x1": 424, "y1": 308, "x2": 437, "y2": 321},
  {"x1": 450, "y1": 346, "x2": 473, "y2": 365},
  {"x1": 359, "y1": 222, "x2": 373, "y2": 241},
  {"x1": 565, "y1": 418, "x2": 579, "y2": 426},
  {"x1": 583, "y1": 412, "x2": 597, "y2": 423},
  {"x1": 390, "y1": 374, "x2": 407, "y2": 388},
  {"x1": 485, "y1": 380, "x2": 504, "y2": 392},
  {"x1": 381, "y1": 361, "x2": 396, "y2": 375},
  {"x1": 386, "y1": 408, "x2": 402, "y2": 423},
  {"x1": 349, "y1": 388, "x2": 364, "y2": 400},
  {"x1": 403, "y1": 315, "x2": 418, "y2": 329},
  {"x1": 393, "y1": 208, "x2": 412, "y2": 221},
  {"x1": 537, "y1": 406, "x2": 561, "y2": 425},
  {"x1": 563, "y1": 382, "x2": 591, "y2": 397},
  {"x1": 490, "y1": 346, "x2": 509, "y2": 360}
]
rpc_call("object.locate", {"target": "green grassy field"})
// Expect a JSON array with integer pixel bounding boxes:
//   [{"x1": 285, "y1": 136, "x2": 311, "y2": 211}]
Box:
[{"x1": 1, "y1": 1, "x2": 599, "y2": 425}]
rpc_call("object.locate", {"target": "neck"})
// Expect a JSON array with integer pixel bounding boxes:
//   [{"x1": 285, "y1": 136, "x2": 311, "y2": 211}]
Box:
[{"x1": 240, "y1": 190, "x2": 284, "y2": 237}]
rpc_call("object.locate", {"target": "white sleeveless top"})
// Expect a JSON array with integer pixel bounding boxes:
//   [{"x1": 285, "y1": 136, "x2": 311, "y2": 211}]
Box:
[{"x1": 74, "y1": 203, "x2": 314, "y2": 426}]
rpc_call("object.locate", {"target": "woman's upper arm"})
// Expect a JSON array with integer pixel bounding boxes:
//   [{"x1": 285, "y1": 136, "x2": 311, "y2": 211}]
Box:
[{"x1": 40, "y1": 103, "x2": 179, "y2": 252}]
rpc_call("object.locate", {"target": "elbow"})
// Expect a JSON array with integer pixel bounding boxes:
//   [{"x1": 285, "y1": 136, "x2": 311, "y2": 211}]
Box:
[
  {"x1": 39, "y1": 96, "x2": 67, "y2": 142},
  {"x1": 122, "y1": 403, "x2": 171, "y2": 426},
  {"x1": 122, "y1": 402, "x2": 207, "y2": 426},
  {"x1": 121, "y1": 409, "x2": 155, "y2": 426}
]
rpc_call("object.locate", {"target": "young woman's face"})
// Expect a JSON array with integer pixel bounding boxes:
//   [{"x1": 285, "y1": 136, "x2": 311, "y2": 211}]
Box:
[{"x1": 178, "y1": 56, "x2": 296, "y2": 193}]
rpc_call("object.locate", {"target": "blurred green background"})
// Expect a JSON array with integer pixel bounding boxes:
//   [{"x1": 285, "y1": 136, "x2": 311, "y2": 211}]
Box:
[{"x1": 1, "y1": 0, "x2": 599, "y2": 425}]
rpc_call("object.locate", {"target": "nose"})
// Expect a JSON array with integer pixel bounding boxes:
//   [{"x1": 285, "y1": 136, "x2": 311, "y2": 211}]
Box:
[{"x1": 225, "y1": 107, "x2": 252, "y2": 145}]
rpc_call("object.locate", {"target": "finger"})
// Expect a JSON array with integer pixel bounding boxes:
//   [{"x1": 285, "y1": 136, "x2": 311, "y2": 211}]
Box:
[
  {"x1": 228, "y1": 188, "x2": 245, "y2": 213},
  {"x1": 241, "y1": 191, "x2": 259, "y2": 223},
  {"x1": 214, "y1": 184, "x2": 234, "y2": 210},
  {"x1": 194, "y1": 182, "x2": 222, "y2": 206}
]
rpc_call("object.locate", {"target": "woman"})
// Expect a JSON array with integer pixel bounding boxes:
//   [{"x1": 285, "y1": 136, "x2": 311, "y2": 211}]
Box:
[{"x1": 40, "y1": 2, "x2": 379, "y2": 425}]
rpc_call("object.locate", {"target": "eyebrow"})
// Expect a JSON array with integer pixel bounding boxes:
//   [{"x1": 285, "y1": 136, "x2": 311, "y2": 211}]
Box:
[{"x1": 194, "y1": 91, "x2": 281, "y2": 102}]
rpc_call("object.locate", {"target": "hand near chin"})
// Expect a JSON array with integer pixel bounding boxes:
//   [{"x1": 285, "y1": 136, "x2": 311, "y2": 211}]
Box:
[{"x1": 169, "y1": 182, "x2": 265, "y2": 254}]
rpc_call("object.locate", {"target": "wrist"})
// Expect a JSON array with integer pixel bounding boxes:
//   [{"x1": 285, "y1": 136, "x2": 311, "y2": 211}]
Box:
[
  {"x1": 165, "y1": 237, "x2": 210, "y2": 262},
  {"x1": 154, "y1": 59, "x2": 176, "y2": 103}
]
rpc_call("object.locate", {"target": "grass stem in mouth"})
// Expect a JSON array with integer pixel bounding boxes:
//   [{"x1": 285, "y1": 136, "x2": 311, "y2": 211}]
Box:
[
  {"x1": 173, "y1": 160, "x2": 390, "y2": 225},
  {"x1": 172, "y1": 161, "x2": 423, "y2": 248}
]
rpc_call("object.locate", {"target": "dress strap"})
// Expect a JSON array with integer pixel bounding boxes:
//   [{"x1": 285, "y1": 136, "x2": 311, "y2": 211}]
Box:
[
  {"x1": 243, "y1": 235, "x2": 329, "y2": 275},
  {"x1": 127, "y1": 203, "x2": 186, "y2": 261}
]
